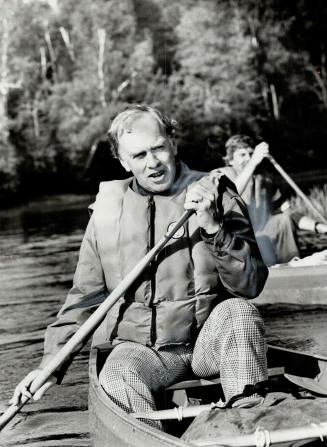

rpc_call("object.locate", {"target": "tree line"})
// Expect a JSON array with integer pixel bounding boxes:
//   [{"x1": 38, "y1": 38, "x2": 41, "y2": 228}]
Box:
[{"x1": 0, "y1": 0, "x2": 327, "y2": 200}]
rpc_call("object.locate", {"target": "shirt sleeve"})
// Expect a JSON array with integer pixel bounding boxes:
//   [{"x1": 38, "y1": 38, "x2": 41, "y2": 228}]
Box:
[
  {"x1": 288, "y1": 209, "x2": 304, "y2": 227},
  {"x1": 260, "y1": 173, "x2": 285, "y2": 214},
  {"x1": 201, "y1": 175, "x2": 268, "y2": 299},
  {"x1": 39, "y1": 214, "x2": 107, "y2": 382}
]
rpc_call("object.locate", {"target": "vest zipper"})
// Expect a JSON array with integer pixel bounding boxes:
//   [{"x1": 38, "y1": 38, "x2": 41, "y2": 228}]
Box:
[{"x1": 148, "y1": 196, "x2": 157, "y2": 345}]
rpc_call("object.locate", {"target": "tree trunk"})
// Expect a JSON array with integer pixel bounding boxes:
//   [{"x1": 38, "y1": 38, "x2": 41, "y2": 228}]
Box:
[{"x1": 97, "y1": 28, "x2": 107, "y2": 108}]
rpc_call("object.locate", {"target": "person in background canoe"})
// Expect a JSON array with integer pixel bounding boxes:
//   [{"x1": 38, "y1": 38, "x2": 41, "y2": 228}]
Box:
[
  {"x1": 10, "y1": 106, "x2": 268, "y2": 430},
  {"x1": 214, "y1": 134, "x2": 327, "y2": 267}
]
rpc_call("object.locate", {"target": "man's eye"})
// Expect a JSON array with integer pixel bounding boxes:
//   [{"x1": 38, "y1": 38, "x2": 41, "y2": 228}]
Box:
[
  {"x1": 151, "y1": 146, "x2": 166, "y2": 154},
  {"x1": 134, "y1": 152, "x2": 146, "y2": 159}
]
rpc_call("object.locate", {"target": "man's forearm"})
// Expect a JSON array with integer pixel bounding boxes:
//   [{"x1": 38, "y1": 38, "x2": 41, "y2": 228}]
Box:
[
  {"x1": 203, "y1": 212, "x2": 268, "y2": 298},
  {"x1": 234, "y1": 159, "x2": 257, "y2": 195},
  {"x1": 201, "y1": 178, "x2": 268, "y2": 298}
]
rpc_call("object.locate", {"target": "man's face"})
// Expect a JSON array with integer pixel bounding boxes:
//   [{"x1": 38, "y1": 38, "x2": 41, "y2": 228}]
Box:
[
  {"x1": 229, "y1": 147, "x2": 253, "y2": 174},
  {"x1": 118, "y1": 114, "x2": 177, "y2": 193}
]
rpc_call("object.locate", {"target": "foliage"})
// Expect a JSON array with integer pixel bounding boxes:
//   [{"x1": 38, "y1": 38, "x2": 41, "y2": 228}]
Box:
[
  {"x1": 168, "y1": 1, "x2": 265, "y2": 169},
  {"x1": 0, "y1": 0, "x2": 327, "y2": 198},
  {"x1": 290, "y1": 185, "x2": 327, "y2": 221}
]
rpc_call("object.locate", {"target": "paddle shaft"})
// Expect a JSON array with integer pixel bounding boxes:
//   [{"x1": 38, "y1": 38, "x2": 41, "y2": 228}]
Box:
[
  {"x1": 267, "y1": 155, "x2": 327, "y2": 224},
  {"x1": 0, "y1": 209, "x2": 194, "y2": 431},
  {"x1": 133, "y1": 403, "x2": 217, "y2": 421}
]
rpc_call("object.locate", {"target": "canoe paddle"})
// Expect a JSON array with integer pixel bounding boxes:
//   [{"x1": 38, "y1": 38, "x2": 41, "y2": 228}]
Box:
[
  {"x1": 0, "y1": 209, "x2": 194, "y2": 431},
  {"x1": 267, "y1": 154, "x2": 327, "y2": 224}
]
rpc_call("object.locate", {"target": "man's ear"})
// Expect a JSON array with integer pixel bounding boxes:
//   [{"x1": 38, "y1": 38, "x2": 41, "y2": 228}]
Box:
[
  {"x1": 171, "y1": 136, "x2": 178, "y2": 155},
  {"x1": 119, "y1": 157, "x2": 131, "y2": 172}
]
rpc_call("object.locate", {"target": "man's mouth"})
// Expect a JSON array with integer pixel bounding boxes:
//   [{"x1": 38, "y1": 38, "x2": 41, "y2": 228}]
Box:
[{"x1": 149, "y1": 170, "x2": 165, "y2": 179}]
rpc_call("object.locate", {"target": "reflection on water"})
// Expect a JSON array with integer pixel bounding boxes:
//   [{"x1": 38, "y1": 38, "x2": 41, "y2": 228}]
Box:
[
  {"x1": 0, "y1": 195, "x2": 92, "y2": 446},
  {"x1": 0, "y1": 195, "x2": 92, "y2": 247},
  {"x1": 0, "y1": 195, "x2": 327, "y2": 445},
  {"x1": 260, "y1": 304, "x2": 327, "y2": 357}
]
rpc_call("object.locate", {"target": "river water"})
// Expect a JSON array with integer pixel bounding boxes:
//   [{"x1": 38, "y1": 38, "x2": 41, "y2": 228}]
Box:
[
  {"x1": 0, "y1": 196, "x2": 92, "y2": 446},
  {"x1": 0, "y1": 195, "x2": 327, "y2": 446}
]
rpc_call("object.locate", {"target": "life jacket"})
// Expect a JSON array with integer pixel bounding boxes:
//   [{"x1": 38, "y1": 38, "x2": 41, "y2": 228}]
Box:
[{"x1": 91, "y1": 164, "x2": 225, "y2": 347}]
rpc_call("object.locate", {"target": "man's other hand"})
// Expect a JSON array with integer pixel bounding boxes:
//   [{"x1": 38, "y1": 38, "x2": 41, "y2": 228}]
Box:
[
  {"x1": 252, "y1": 142, "x2": 269, "y2": 166},
  {"x1": 9, "y1": 369, "x2": 56, "y2": 406},
  {"x1": 184, "y1": 175, "x2": 221, "y2": 234}
]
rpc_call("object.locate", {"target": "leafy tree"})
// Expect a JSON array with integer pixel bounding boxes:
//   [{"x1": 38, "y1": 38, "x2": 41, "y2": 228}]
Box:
[
  {"x1": 1, "y1": 0, "x2": 327, "y2": 199},
  {"x1": 167, "y1": 0, "x2": 265, "y2": 169}
]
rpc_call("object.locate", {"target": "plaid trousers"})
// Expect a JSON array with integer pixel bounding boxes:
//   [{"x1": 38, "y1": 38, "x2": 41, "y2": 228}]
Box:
[{"x1": 99, "y1": 298, "x2": 267, "y2": 430}]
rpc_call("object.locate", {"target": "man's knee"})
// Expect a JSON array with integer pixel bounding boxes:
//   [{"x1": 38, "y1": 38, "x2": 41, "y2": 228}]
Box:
[
  {"x1": 266, "y1": 212, "x2": 294, "y2": 236},
  {"x1": 210, "y1": 298, "x2": 265, "y2": 334},
  {"x1": 214, "y1": 297, "x2": 261, "y2": 319},
  {"x1": 99, "y1": 360, "x2": 131, "y2": 389},
  {"x1": 277, "y1": 212, "x2": 292, "y2": 226},
  {"x1": 99, "y1": 351, "x2": 158, "y2": 392}
]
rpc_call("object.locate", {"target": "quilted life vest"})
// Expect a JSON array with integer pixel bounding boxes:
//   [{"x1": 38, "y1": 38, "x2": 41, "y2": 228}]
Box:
[{"x1": 91, "y1": 165, "x2": 229, "y2": 346}]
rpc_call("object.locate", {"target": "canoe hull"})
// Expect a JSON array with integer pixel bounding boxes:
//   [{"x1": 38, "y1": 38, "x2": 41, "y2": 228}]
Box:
[
  {"x1": 88, "y1": 348, "x2": 188, "y2": 447},
  {"x1": 253, "y1": 264, "x2": 327, "y2": 305}
]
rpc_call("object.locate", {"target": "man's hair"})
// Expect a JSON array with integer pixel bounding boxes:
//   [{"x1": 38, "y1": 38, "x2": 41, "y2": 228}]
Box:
[
  {"x1": 224, "y1": 134, "x2": 254, "y2": 165},
  {"x1": 107, "y1": 104, "x2": 178, "y2": 158}
]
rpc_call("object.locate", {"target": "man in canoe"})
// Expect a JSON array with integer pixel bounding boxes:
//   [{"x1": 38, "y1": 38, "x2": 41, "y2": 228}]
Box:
[
  {"x1": 214, "y1": 135, "x2": 327, "y2": 266},
  {"x1": 11, "y1": 105, "x2": 268, "y2": 430}
]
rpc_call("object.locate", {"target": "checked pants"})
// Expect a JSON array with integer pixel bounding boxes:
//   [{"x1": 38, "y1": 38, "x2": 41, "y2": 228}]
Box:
[{"x1": 99, "y1": 298, "x2": 267, "y2": 430}]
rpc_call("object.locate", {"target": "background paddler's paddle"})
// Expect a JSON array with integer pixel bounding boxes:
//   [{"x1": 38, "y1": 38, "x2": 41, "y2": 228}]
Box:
[
  {"x1": 267, "y1": 154, "x2": 327, "y2": 224},
  {"x1": 0, "y1": 209, "x2": 194, "y2": 431}
]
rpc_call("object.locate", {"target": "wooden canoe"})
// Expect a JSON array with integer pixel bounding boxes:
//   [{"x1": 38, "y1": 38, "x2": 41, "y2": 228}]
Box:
[
  {"x1": 88, "y1": 342, "x2": 327, "y2": 447},
  {"x1": 253, "y1": 263, "x2": 327, "y2": 305},
  {"x1": 88, "y1": 263, "x2": 327, "y2": 446}
]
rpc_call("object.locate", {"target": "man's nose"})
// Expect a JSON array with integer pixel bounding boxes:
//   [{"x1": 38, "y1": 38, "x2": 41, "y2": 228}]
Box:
[{"x1": 147, "y1": 152, "x2": 160, "y2": 168}]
